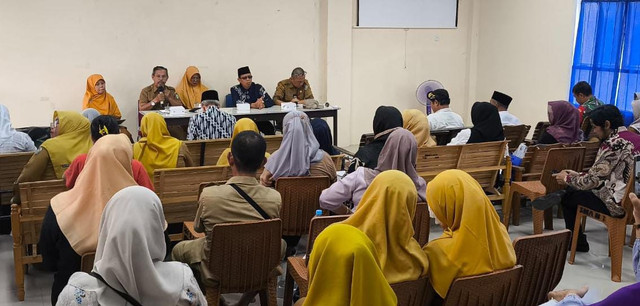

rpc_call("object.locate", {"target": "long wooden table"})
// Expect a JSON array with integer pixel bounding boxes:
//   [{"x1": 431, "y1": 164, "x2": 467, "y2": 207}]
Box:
[{"x1": 140, "y1": 105, "x2": 340, "y2": 143}]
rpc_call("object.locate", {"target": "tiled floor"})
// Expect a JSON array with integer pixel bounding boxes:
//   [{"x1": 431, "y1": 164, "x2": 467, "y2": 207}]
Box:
[{"x1": 1, "y1": 205, "x2": 636, "y2": 305}]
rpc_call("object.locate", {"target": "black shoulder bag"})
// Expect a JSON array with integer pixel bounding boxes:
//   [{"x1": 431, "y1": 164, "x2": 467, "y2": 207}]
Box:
[
  {"x1": 229, "y1": 183, "x2": 271, "y2": 220},
  {"x1": 89, "y1": 272, "x2": 143, "y2": 306}
]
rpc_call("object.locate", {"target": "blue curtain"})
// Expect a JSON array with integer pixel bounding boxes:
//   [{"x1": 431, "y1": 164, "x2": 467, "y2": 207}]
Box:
[{"x1": 570, "y1": 0, "x2": 640, "y2": 124}]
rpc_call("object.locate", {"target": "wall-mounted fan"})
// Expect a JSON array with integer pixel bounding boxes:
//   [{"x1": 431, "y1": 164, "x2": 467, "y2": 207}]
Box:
[{"x1": 416, "y1": 80, "x2": 444, "y2": 115}]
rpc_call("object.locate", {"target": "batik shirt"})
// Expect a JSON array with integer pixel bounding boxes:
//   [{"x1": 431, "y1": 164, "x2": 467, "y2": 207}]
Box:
[
  {"x1": 186, "y1": 107, "x2": 236, "y2": 140},
  {"x1": 229, "y1": 83, "x2": 274, "y2": 108}
]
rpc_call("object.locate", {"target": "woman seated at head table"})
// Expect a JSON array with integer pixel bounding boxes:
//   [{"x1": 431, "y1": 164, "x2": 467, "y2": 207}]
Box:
[
  {"x1": 134, "y1": 112, "x2": 194, "y2": 181},
  {"x1": 310, "y1": 118, "x2": 339, "y2": 155},
  {"x1": 63, "y1": 115, "x2": 153, "y2": 190},
  {"x1": 294, "y1": 224, "x2": 398, "y2": 306},
  {"x1": 448, "y1": 102, "x2": 504, "y2": 145},
  {"x1": 38, "y1": 134, "x2": 138, "y2": 304},
  {"x1": 348, "y1": 105, "x2": 403, "y2": 173},
  {"x1": 216, "y1": 118, "x2": 270, "y2": 166},
  {"x1": 0, "y1": 104, "x2": 36, "y2": 153},
  {"x1": 341, "y1": 170, "x2": 429, "y2": 284},
  {"x1": 402, "y1": 109, "x2": 437, "y2": 148},
  {"x1": 423, "y1": 169, "x2": 516, "y2": 302},
  {"x1": 260, "y1": 110, "x2": 336, "y2": 187},
  {"x1": 176, "y1": 66, "x2": 209, "y2": 109},
  {"x1": 55, "y1": 186, "x2": 206, "y2": 306},
  {"x1": 82, "y1": 74, "x2": 122, "y2": 119},
  {"x1": 538, "y1": 100, "x2": 581, "y2": 145},
  {"x1": 319, "y1": 128, "x2": 426, "y2": 214},
  {"x1": 13, "y1": 111, "x2": 92, "y2": 204}
]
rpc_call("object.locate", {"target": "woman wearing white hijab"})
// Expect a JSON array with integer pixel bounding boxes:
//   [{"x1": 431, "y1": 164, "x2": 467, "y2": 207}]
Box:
[
  {"x1": 629, "y1": 97, "x2": 640, "y2": 134},
  {"x1": 260, "y1": 110, "x2": 336, "y2": 186},
  {"x1": 0, "y1": 104, "x2": 36, "y2": 153},
  {"x1": 56, "y1": 186, "x2": 206, "y2": 306}
]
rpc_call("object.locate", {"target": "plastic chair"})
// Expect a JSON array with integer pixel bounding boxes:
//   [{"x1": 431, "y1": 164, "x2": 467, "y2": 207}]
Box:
[
  {"x1": 390, "y1": 275, "x2": 434, "y2": 306},
  {"x1": 275, "y1": 176, "x2": 331, "y2": 237},
  {"x1": 442, "y1": 265, "x2": 523, "y2": 306}
]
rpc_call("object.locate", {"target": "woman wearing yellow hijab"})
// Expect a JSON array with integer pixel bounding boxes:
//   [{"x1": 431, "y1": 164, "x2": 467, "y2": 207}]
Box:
[
  {"x1": 402, "y1": 109, "x2": 436, "y2": 147},
  {"x1": 216, "y1": 118, "x2": 270, "y2": 166},
  {"x1": 134, "y1": 113, "x2": 194, "y2": 180},
  {"x1": 82, "y1": 74, "x2": 122, "y2": 118},
  {"x1": 298, "y1": 224, "x2": 397, "y2": 306},
  {"x1": 424, "y1": 169, "x2": 516, "y2": 299},
  {"x1": 176, "y1": 66, "x2": 209, "y2": 109},
  {"x1": 342, "y1": 170, "x2": 429, "y2": 284}
]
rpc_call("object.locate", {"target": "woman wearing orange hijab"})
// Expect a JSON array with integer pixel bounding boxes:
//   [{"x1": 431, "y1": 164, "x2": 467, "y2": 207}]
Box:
[
  {"x1": 82, "y1": 74, "x2": 122, "y2": 118},
  {"x1": 176, "y1": 66, "x2": 209, "y2": 109}
]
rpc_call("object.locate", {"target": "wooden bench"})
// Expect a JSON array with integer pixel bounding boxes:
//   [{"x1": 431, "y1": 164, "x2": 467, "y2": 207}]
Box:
[
  {"x1": 430, "y1": 127, "x2": 466, "y2": 145},
  {"x1": 503, "y1": 125, "x2": 531, "y2": 153},
  {"x1": 184, "y1": 135, "x2": 283, "y2": 166},
  {"x1": 526, "y1": 121, "x2": 551, "y2": 145},
  {"x1": 0, "y1": 152, "x2": 33, "y2": 206},
  {"x1": 11, "y1": 179, "x2": 67, "y2": 301}
]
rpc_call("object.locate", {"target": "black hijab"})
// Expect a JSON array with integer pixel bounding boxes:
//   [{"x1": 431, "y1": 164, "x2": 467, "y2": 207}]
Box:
[
  {"x1": 311, "y1": 118, "x2": 338, "y2": 155},
  {"x1": 467, "y1": 102, "x2": 504, "y2": 144},
  {"x1": 349, "y1": 106, "x2": 403, "y2": 172},
  {"x1": 373, "y1": 106, "x2": 403, "y2": 136}
]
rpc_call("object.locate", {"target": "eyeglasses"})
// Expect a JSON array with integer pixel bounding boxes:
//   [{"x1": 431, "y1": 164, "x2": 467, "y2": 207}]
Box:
[{"x1": 240, "y1": 75, "x2": 253, "y2": 80}]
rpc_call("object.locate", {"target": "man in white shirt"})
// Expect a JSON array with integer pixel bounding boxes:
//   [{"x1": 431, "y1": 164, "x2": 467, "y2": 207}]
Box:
[
  {"x1": 426, "y1": 89, "x2": 465, "y2": 131},
  {"x1": 490, "y1": 91, "x2": 522, "y2": 126}
]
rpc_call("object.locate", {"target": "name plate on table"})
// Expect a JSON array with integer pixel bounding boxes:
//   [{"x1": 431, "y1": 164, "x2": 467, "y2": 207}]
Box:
[
  {"x1": 236, "y1": 103, "x2": 250, "y2": 114},
  {"x1": 169, "y1": 106, "x2": 186, "y2": 115},
  {"x1": 281, "y1": 102, "x2": 296, "y2": 112}
]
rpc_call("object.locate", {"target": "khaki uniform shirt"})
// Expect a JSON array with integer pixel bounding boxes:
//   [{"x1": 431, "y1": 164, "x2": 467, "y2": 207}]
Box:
[
  {"x1": 273, "y1": 79, "x2": 314, "y2": 103},
  {"x1": 138, "y1": 84, "x2": 183, "y2": 110}
]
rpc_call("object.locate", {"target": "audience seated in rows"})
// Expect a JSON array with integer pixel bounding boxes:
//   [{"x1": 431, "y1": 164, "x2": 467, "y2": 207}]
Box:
[
  {"x1": 172, "y1": 130, "x2": 282, "y2": 306},
  {"x1": 448, "y1": 101, "x2": 504, "y2": 145},
  {"x1": 57, "y1": 186, "x2": 206, "y2": 306},
  {"x1": 402, "y1": 109, "x2": 436, "y2": 148},
  {"x1": 216, "y1": 118, "x2": 270, "y2": 166},
  {"x1": 424, "y1": 169, "x2": 516, "y2": 301},
  {"x1": 134, "y1": 112, "x2": 194, "y2": 180},
  {"x1": 39, "y1": 134, "x2": 138, "y2": 304},
  {"x1": 295, "y1": 224, "x2": 397, "y2": 306},
  {"x1": 348, "y1": 105, "x2": 403, "y2": 172},
  {"x1": 491, "y1": 90, "x2": 522, "y2": 126},
  {"x1": 176, "y1": 66, "x2": 209, "y2": 109},
  {"x1": 319, "y1": 128, "x2": 426, "y2": 214},
  {"x1": 310, "y1": 118, "x2": 339, "y2": 155},
  {"x1": 426, "y1": 88, "x2": 465, "y2": 131},
  {"x1": 63, "y1": 115, "x2": 153, "y2": 190},
  {"x1": 82, "y1": 74, "x2": 121, "y2": 119},
  {"x1": 13, "y1": 111, "x2": 92, "y2": 203},
  {"x1": 539, "y1": 100, "x2": 582, "y2": 144},
  {"x1": 260, "y1": 110, "x2": 336, "y2": 186},
  {"x1": 342, "y1": 170, "x2": 429, "y2": 284},
  {"x1": 0, "y1": 104, "x2": 36, "y2": 153},
  {"x1": 187, "y1": 90, "x2": 236, "y2": 140},
  {"x1": 273, "y1": 67, "x2": 314, "y2": 106}
]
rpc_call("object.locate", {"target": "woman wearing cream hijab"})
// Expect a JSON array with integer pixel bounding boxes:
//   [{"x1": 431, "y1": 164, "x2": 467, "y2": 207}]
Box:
[
  {"x1": 216, "y1": 118, "x2": 270, "y2": 166},
  {"x1": 39, "y1": 134, "x2": 137, "y2": 304},
  {"x1": 176, "y1": 66, "x2": 209, "y2": 109},
  {"x1": 402, "y1": 109, "x2": 436, "y2": 147},
  {"x1": 82, "y1": 74, "x2": 122, "y2": 118},
  {"x1": 296, "y1": 224, "x2": 397, "y2": 306},
  {"x1": 341, "y1": 170, "x2": 429, "y2": 284},
  {"x1": 424, "y1": 169, "x2": 516, "y2": 299}
]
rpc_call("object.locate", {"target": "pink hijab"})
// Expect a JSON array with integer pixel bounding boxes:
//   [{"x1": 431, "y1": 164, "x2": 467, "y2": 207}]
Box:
[{"x1": 546, "y1": 100, "x2": 581, "y2": 143}]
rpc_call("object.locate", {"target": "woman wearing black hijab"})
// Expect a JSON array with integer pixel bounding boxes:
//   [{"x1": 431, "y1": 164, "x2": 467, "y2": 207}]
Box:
[
  {"x1": 448, "y1": 102, "x2": 504, "y2": 145},
  {"x1": 348, "y1": 106, "x2": 403, "y2": 172},
  {"x1": 311, "y1": 118, "x2": 339, "y2": 155}
]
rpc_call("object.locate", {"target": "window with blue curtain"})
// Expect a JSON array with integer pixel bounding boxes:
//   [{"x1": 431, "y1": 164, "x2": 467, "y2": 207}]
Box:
[{"x1": 570, "y1": 0, "x2": 640, "y2": 124}]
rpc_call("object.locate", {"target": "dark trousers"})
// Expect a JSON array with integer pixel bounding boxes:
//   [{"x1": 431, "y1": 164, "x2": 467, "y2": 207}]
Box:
[{"x1": 561, "y1": 187, "x2": 611, "y2": 244}]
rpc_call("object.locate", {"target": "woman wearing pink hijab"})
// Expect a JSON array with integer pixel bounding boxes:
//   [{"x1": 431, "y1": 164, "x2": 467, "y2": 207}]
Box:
[{"x1": 539, "y1": 100, "x2": 581, "y2": 144}]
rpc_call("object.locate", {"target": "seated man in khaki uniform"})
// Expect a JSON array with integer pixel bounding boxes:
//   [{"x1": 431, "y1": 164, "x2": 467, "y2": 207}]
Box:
[
  {"x1": 138, "y1": 66, "x2": 186, "y2": 138},
  {"x1": 172, "y1": 130, "x2": 282, "y2": 305},
  {"x1": 273, "y1": 67, "x2": 314, "y2": 105}
]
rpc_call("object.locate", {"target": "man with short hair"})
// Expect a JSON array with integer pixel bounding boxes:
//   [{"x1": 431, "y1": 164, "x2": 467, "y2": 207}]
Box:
[
  {"x1": 171, "y1": 131, "x2": 282, "y2": 304},
  {"x1": 230, "y1": 66, "x2": 276, "y2": 134},
  {"x1": 138, "y1": 66, "x2": 183, "y2": 111},
  {"x1": 490, "y1": 91, "x2": 522, "y2": 126},
  {"x1": 273, "y1": 67, "x2": 314, "y2": 105},
  {"x1": 426, "y1": 88, "x2": 465, "y2": 131},
  {"x1": 572, "y1": 81, "x2": 604, "y2": 139},
  {"x1": 186, "y1": 90, "x2": 236, "y2": 140}
]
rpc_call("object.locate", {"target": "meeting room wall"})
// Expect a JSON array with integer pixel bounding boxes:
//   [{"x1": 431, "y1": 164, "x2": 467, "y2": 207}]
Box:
[{"x1": 0, "y1": 0, "x2": 323, "y2": 136}]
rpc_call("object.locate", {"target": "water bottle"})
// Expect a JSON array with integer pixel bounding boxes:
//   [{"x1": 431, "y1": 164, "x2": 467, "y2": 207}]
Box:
[
  {"x1": 315, "y1": 209, "x2": 323, "y2": 217},
  {"x1": 511, "y1": 143, "x2": 527, "y2": 167}
]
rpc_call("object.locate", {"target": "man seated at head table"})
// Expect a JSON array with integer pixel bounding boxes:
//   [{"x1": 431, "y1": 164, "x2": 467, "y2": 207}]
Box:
[
  {"x1": 273, "y1": 67, "x2": 314, "y2": 105},
  {"x1": 230, "y1": 66, "x2": 276, "y2": 135},
  {"x1": 490, "y1": 90, "x2": 522, "y2": 126},
  {"x1": 138, "y1": 66, "x2": 183, "y2": 111},
  {"x1": 186, "y1": 90, "x2": 237, "y2": 140}
]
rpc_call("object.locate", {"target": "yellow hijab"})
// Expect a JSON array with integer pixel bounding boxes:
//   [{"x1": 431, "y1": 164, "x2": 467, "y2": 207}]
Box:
[
  {"x1": 402, "y1": 109, "x2": 436, "y2": 147},
  {"x1": 51, "y1": 134, "x2": 137, "y2": 255},
  {"x1": 82, "y1": 74, "x2": 122, "y2": 118},
  {"x1": 303, "y1": 224, "x2": 397, "y2": 306},
  {"x1": 176, "y1": 66, "x2": 209, "y2": 109},
  {"x1": 133, "y1": 113, "x2": 183, "y2": 180},
  {"x1": 424, "y1": 169, "x2": 516, "y2": 298},
  {"x1": 216, "y1": 118, "x2": 270, "y2": 166},
  {"x1": 342, "y1": 170, "x2": 429, "y2": 284},
  {"x1": 40, "y1": 111, "x2": 93, "y2": 178}
]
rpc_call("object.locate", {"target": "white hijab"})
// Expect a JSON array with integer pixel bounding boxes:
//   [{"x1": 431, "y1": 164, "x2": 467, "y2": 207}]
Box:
[
  {"x1": 92, "y1": 186, "x2": 185, "y2": 305},
  {"x1": 0, "y1": 104, "x2": 17, "y2": 141}
]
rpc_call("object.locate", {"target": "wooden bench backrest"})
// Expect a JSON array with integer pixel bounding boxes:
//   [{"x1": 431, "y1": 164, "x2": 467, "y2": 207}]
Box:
[
  {"x1": 416, "y1": 146, "x2": 463, "y2": 183},
  {"x1": 184, "y1": 135, "x2": 283, "y2": 166},
  {"x1": 525, "y1": 144, "x2": 565, "y2": 178},
  {"x1": 265, "y1": 135, "x2": 283, "y2": 154},
  {"x1": 531, "y1": 121, "x2": 551, "y2": 142},
  {"x1": 457, "y1": 141, "x2": 507, "y2": 189},
  {"x1": 0, "y1": 152, "x2": 34, "y2": 204},
  {"x1": 16, "y1": 179, "x2": 67, "y2": 246},
  {"x1": 503, "y1": 125, "x2": 531, "y2": 152},
  {"x1": 184, "y1": 140, "x2": 206, "y2": 166}
]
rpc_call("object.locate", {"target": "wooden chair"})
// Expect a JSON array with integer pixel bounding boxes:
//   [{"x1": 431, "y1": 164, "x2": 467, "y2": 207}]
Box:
[
  {"x1": 568, "y1": 163, "x2": 635, "y2": 282},
  {"x1": 330, "y1": 154, "x2": 345, "y2": 171},
  {"x1": 430, "y1": 127, "x2": 465, "y2": 146},
  {"x1": 442, "y1": 265, "x2": 523, "y2": 306},
  {"x1": 11, "y1": 179, "x2": 66, "y2": 301},
  {"x1": 513, "y1": 230, "x2": 571, "y2": 306},
  {"x1": 579, "y1": 140, "x2": 601, "y2": 172},
  {"x1": 275, "y1": 176, "x2": 331, "y2": 237},
  {"x1": 0, "y1": 152, "x2": 33, "y2": 206},
  {"x1": 503, "y1": 124, "x2": 531, "y2": 153},
  {"x1": 527, "y1": 121, "x2": 551, "y2": 144},
  {"x1": 504, "y1": 147, "x2": 585, "y2": 233},
  {"x1": 457, "y1": 141, "x2": 511, "y2": 202},
  {"x1": 358, "y1": 133, "x2": 375, "y2": 147},
  {"x1": 513, "y1": 143, "x2": 565, "y2": 182},
  {"x1": 414, "y1": 202, "x2": 430, "y2": 247},
  {"x1": 264, "y1": 135, "x2": 283, "y2": 153},
  {"x1": 205, "y1": 219, "x2": 282, "y2": 306},
  {"x1": 415, "y1": 145, "x2": 462, "y2": 181},
  {"x1": 80, "y1": 252, "x2": 96, "y2": 273},
  {"x1": 154, "y1": 166, "x2": 231, "y2": 241}
]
